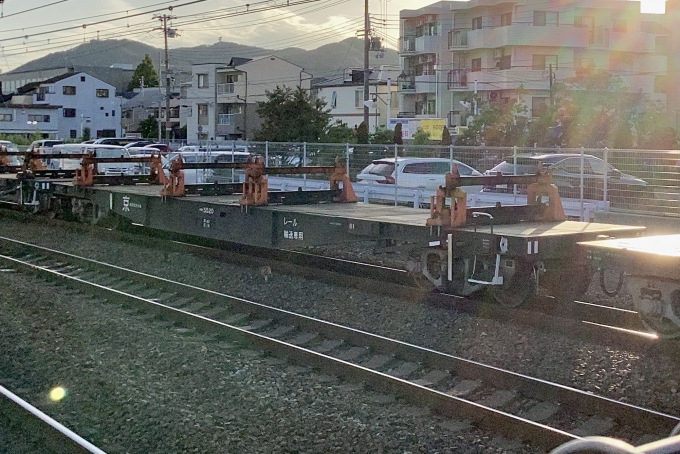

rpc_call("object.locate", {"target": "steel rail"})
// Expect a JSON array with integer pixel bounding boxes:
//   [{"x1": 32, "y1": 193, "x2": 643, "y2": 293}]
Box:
[
  {"x1": 1, "y1": 238, "x2": 678, "y2": 450},
  {"x1": 0, "y1": 384, "x2": 106, "y2": 453}
]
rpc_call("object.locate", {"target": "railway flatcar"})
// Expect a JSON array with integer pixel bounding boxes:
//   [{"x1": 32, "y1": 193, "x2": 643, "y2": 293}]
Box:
[
  {"x1": 0, "y1": 155, "x2": 646, "y2": 309},
  {"x1": 580, "y1": 235, "x2": 680, "y2": 338}
]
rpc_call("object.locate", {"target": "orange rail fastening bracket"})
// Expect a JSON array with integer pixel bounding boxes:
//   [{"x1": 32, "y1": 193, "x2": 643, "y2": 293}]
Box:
[
  {"x1": 159, "y1": 154, "x2": 185, "y2": 197},
  {"x1": 426, "y1": 165, "x2": 467, "y2": 228},
  {"x1": 74, "y1": 153, "x2": 97, "y2": 186},
  {"x1": 329, "y1": 157, "x2": 358, "y2": 203},
  {"x1": 239, "y1": 156, "x2": 268, "y2": 206}
]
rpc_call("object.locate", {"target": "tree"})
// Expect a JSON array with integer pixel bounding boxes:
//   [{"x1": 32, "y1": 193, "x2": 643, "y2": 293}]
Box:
[
  {"x1": 456, "y1": 101, "x2": 527, "y2": 146},
  {"x1": 412, "y1": 127, "x2": 431, "y2": 145},
  {"x1": 82, "y1": 127, "x2": 91, "y2": 142},
  {"x1": 138, "y1": 116, "x2": 159, "y2": 139},
  {"x1": 322, "y1": 120, "x2": 355, "y2": 143},
  {"x1": 127, "y1": 54, "x2": 159, "y2": 91},
  {"x1": 253, "y1": 86, "x2": 331, "y2": 142},
  {"x1": 370, "y1": 127, "x2": 394, "y2": 144},
  {"x1": 392, "y1": 123, "x2": 403, "y2": 144},
  {"x1": 440, "y1": 126, "x2": 451, "y2": 146},
  {"x1": 356, "y1": 121, "x2": 369, "y2": 144}
]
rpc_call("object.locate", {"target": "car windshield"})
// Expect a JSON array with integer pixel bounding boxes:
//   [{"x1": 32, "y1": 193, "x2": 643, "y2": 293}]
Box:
[{"x1": 364, "y1": 161, "x2": 395, "y2": 176}]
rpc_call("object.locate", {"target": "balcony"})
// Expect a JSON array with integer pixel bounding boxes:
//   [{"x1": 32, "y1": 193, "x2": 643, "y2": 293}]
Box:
[
  {"x1": 609, "y1": 30, "x2": 655, "y2": 52},
  {"x1": 448, "y1": 29, "x2": 468, "y2": 48},
  {"x1": 463, "y1": 24, "x2": 590, "y2": 49},
  {"x1": 447, "y1": 69, "x2": 468, "y2": 90},
  {"x1": 401, "y1": 37, "x2": 416, "y2": 54},
  {"x1": 415, "y1": 34, "x2": 439, "y2": 53},
  {"x1": 415, "y1": 74, "x2": 436, "y2": 94},
  {"x1": 217, "y1": 83, "x2": 235, "y2": 95},
  {"x1": 218, "y1": 114, "x2": 234, "y2": 125},
  {"x1": 398, "y1": 76, "x2": 416, "y2": 92}
]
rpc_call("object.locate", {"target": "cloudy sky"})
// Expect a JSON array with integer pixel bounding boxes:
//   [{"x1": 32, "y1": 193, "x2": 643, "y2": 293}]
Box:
[{"x1": 0, "y1": 0, "x2": 667, "y2": 72}]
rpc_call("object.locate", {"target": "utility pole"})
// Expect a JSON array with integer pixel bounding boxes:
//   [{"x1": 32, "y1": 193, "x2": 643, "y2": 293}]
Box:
[
  {"x1": 363, "y1": 0, "x2": 369, "y2": 128},
  {"x1": 154, "y1": 12, "x2": 177, "y2": 142}
]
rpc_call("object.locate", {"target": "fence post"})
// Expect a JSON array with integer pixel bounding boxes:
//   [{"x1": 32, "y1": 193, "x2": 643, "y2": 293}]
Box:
[
  {"x1": 449, "y1": 143, "x2": 454, "y2": 162},
  {"x1": 603, "y1": 147, "x2": 608, "y2": 205},
  {"x1": 345, "y1": 143, "x2": 350, "y2": 176},
  {"x1": 580, "y1": 147, "x2": 585, "y2": 221},
  {"x1": 303, "y1": 142, "x2": 307, "y2": 190},
  {"x1": 512, "y1": 145, "x2": 518, "y2": 197},
  {"x1": 265, "y1": 141, "x2": 269, "y2": 167},
  {"x1": 394, "y1": 143, "x2": 399, "y2": 206}
]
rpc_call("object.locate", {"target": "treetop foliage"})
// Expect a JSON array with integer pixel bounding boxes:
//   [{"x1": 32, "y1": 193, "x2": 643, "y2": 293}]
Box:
[
  {"x1": 253, "y1": 86, "x2": 331, "y2": 142},
  {"x1": 127, "y1": 54, "x2": 159, "y2": 91}
]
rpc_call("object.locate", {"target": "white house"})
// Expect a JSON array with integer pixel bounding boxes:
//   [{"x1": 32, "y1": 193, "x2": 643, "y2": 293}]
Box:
[
  {"x1": 31, "y1": 72, "x2": 121, "y2": 138},
  {"x1": 313, "y1": 65, "x2": 400, "y2": 133},
  {"x1": 184, "y1": 56, "x2": 311, "y2": 142}
]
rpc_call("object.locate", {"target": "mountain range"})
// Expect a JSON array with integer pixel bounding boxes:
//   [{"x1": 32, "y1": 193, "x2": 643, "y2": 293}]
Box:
[{"x1": 11, "y1": 38, "x2": 399, "y2": 81}]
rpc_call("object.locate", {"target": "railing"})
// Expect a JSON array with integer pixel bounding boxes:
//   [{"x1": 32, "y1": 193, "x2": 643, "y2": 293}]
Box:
[
  {"x1": 218, "y1": 114, "x2": 234, "y2": 125},
  {"x1": 401, "y1": 37, "x2": 416, "y2": 52},
  {"x1": 447, "y1": 69, "x2": 468, "y2": 89},
  {"x1": 217, "y1": 83, "x2": 235, "y2": 95},
  {"x1": 448, "y1": 29, "x2": 469, "y2": 47},
  {"x1": 189, "y1": 141, "x2": 680, "y2": 221}
]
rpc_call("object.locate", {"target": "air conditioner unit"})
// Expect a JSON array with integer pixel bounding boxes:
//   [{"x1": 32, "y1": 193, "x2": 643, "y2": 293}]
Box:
[
  {"x1": 454, "y1": 126, "x2": 468, "y2": 135},
  {"x1": 492, "y1": 48, "x2": 504, "y2": 59}
]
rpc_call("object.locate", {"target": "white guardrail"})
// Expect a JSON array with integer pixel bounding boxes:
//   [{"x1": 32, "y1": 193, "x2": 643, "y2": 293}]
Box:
[{"x1": 266, "y1": 177, "x2": 608, "y2": 221}]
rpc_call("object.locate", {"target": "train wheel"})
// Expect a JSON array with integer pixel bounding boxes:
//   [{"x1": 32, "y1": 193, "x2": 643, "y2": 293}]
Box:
[
  {"x1": 488, "y1": 261, "x2": 536, "y2": 307},
  {"x1": 545, "y1": 265, "x2": 593, "y2": 302},
  {"x1": 639, "y1": 290, "x2": 680, "y2": 339},
  {"x1": 628, "y1": 276, "x2": 680, "y2": 339}
]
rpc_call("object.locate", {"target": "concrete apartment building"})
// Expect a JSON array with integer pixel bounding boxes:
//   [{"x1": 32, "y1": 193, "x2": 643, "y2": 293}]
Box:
[
  {"x1": 399, "y1": 0, "x2": 669, "y2": 130},
  {"x1": 0, "y1": 71, "x2": 121, "y2": 139},
  {"x1": 313, "y1": 66, "x2": 400, "y2": 132},
  {"x1": 184, "y1": 56, "x2": 312, "y2": 142}
]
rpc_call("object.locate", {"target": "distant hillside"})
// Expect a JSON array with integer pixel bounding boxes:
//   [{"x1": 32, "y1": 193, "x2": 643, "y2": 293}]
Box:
[{"x1": 12, "y1": 38, "x2": 398, "y2": 80}]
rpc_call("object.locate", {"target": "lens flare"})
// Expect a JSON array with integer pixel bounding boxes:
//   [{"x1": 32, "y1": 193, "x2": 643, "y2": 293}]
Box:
[{"x1": 49, "y1": 386, "x2": 66, "y2": 402}]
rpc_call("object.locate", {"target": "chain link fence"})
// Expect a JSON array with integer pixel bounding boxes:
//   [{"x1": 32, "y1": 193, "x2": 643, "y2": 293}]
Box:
[{"x1": 174, "y1": 140, "x2": 680, "y2": 217}]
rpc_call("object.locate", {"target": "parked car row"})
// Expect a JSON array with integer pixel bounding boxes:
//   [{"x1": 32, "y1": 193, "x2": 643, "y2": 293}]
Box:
[
  {"x1": 355, "y1": 153, "x2": 648, "y2": 205},
  {"x1": 482, "y1": 153, "x2": 648, "y2": 204}
]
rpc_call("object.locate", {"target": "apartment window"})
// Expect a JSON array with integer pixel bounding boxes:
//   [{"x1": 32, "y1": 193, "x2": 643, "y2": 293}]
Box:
[
  {"x1": 472, "y1": 17, "x2": 482, "y2": 30},
  {"x1": 498, "y1": 55, "x2": 511, "y2": 70},
  {"x1": 534, "y1": 11, "x2": 558, "y2": 26},
  {"x1": 0, "y1": 114, "x2": 12, "y2": 121},
  {"x1": 70, "y1": 130, "x2": 77, "y2": 139},
  {"x1": 96, "y1": 89, "x2": 109, "y2": 98},
  {"x1": 226, "y1": 74, "x2": 238, "y2": 83},
  {"x1": 112, "y1": 110, "x2": 116, "y2": 117},
  {"x1": 654, "y1": 76, "x2": 667, "y2": 94},
  {"x1": 354, "y1": 89, "x2": 364, "y2": 108},
  {"x1": 613, "y1": 20, "x2": 627, "y2": 33},
  {"x1": 574, "y1": 16, "x2": 593, "y2": 28},
  {"x1": 80, "y1": 76, "x2": 86, "y2": 82},
  {"x1": 501, "y1": 12, "x2": 512, "y2": 26},
  {"x1": 532, "y1": 55, "x2": 558, "y2": 70},
  {"x1": 28, "y1": 114, "x2": 49, "y2": 123},
  {"x1": 471, "y1": 58, "x2": 482, "y2": 72},
  {"x1": 531, "y1": 97, "x2": 549, "y2": 117},
  {"x1": 63, "y1": 86, "x2": 76, "y2": 95},
  {"x1": 197, "y1": 104, "x2": 209, "y2": 125},
  {"x1": 63, "y1": 108, "x2": 76, "y2": 117},
  {"x1": 576, "y1": 58, "x2": 594, "y2": 69},
  {"x1": 198, "y1": 74, "x2": 209, "y2": 88},
  {"x1": 426, "y1": 99, "x2": 436, "y2": 115}
]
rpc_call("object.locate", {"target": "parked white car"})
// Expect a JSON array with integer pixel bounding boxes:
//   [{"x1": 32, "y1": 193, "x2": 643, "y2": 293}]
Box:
[{"x1": 356, "y1": 157, "x2": 484, "y2": 192}]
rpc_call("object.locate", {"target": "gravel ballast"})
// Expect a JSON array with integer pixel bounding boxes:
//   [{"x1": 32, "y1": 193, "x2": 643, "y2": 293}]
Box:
[{"x1": 0, "y1": 216, "x2": 678, "y2": 452}]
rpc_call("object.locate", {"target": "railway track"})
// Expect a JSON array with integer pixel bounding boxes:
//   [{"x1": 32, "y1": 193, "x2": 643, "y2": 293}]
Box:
[
  {"x1": 1, "y1": 236, "x2": 678, "y2": 451},
  {"x1": 0, "y1": 383, "x2": 106, "y2": 453},
  {"x1": 0, "y1": 210, "x2": 659, "y2": 344}
]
